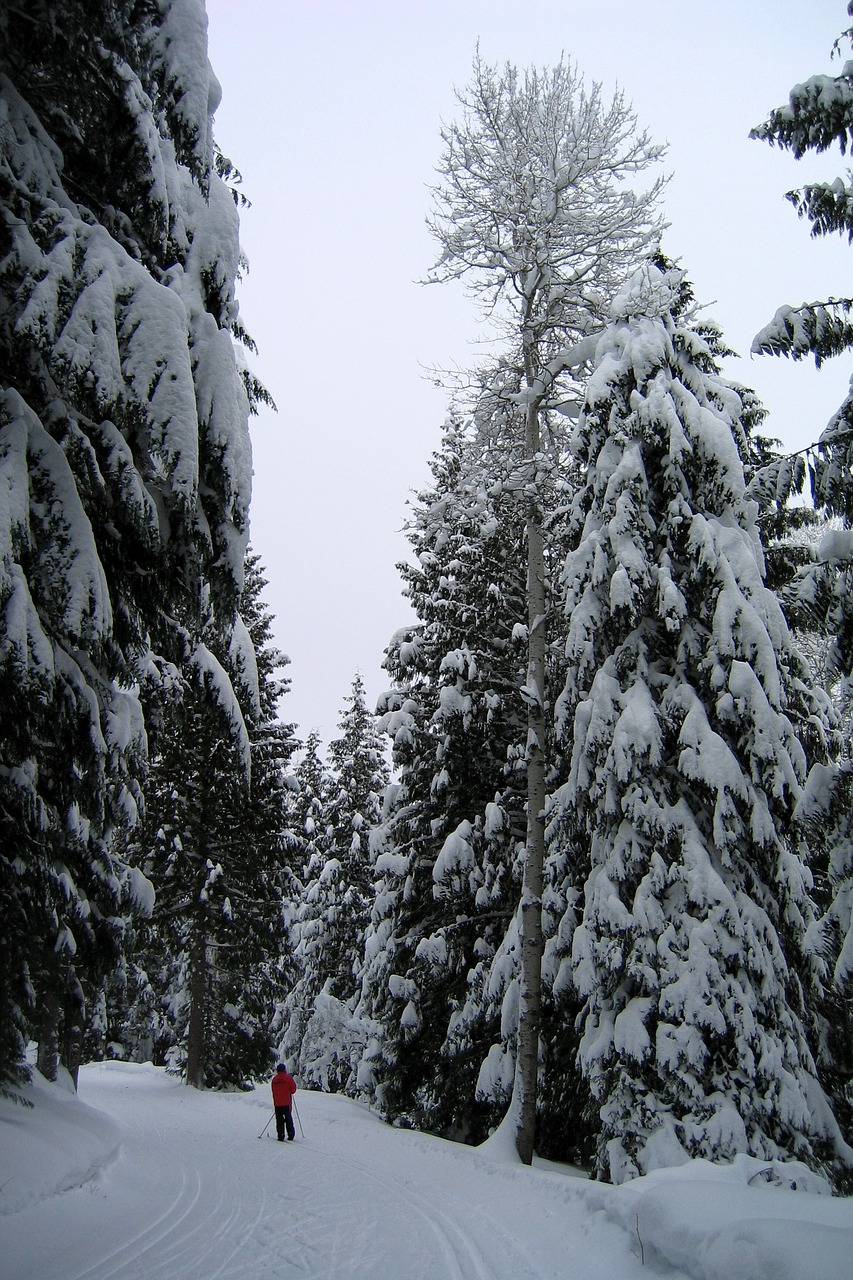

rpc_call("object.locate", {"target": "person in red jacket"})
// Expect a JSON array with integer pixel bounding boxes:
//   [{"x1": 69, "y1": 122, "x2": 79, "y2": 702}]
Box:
[{"x1": 271, "y1": 1063, "x2": 297, "y2": 1141}]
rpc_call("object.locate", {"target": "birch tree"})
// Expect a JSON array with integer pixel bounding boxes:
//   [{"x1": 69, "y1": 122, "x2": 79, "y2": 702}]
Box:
[{"x1": 426, "y1": 52, "x2": 664, "y2": 1161}]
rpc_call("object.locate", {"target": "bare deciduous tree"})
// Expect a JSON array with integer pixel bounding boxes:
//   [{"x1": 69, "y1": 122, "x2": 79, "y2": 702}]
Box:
[{"x1": 426, "y1": 52, "x2": 665, "y2": 1163}]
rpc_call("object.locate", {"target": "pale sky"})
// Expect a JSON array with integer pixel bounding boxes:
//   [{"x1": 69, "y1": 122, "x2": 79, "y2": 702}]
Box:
[{"x1": 205, "y1": 0, "x2": 850, "y2": 751}]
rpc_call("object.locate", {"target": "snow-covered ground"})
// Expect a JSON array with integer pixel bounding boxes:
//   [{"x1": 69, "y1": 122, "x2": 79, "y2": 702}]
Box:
[{"x1": 2, "y1": 1063, "x2": 852, "y2": 1280}]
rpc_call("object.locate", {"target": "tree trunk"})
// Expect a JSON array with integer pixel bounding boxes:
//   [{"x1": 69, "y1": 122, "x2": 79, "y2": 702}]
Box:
[
  {"x1": 185, "y1": 930, "x2": 208, "y2": 1089},
  {"x1": 61, "y1": 980, "x2": 85, "y2": 1090},
  {"x1": 62, "y1": 1017, "x2": 83, "y2": 1090},
  {"x1": 515, "y1": 395, "x2": 547, "y2": 1165},
  {"x1": 37, "y1": 988, "x2": 62, "y2": 1083}
]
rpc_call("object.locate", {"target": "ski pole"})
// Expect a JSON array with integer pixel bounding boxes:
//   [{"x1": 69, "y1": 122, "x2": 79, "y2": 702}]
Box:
[
  {"x1": 258, "y1": 1110, "x2": 275, "y2": 1139},
  {"x1": 293, "y1": 1097, "x2": 305, "y2": 1138}
]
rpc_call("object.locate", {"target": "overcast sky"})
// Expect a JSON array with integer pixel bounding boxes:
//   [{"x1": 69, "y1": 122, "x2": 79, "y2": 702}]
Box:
[{"x1": 205, "y1": 0, "x2": 850, "y2": 751}]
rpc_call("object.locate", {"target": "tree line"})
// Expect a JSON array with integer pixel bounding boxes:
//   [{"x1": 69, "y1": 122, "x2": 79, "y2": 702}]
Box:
[{"x1": 2, "y1": 0, "x2": 853, "y2": 1189}]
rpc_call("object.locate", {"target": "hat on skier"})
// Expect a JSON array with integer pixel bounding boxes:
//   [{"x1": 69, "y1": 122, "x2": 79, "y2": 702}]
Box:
[{"x1": 276, "y1": 1063, "x2": 287, "y2": 1072}]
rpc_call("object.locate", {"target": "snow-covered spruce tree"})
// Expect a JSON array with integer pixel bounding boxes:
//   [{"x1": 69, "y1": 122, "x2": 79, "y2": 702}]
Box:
[
  {"x1": 751, "y1": 5, "x2": 853, "y2": 1139},
  {"x1": 549, "y1": 259, "x2": 848, "y2": 1184},
  {"x1": 234, "y1": 553, "x2": 300, "y2": 943},
  {"x1": 120, "y1": 551, "x2": 297, "y2": 1090},
  {"x1": 206, "y1": 551, "x2": 299, "y2": 1088},
  {"x1": 357, "y1": 404, "x2": 590, "y2": 1148},
  {"x1": 324, "y1": 674, "x2": 390, "y2": 997},
  {"x1": 282, "y1": 678, "x2": 388, "y2": 1092},
  {"x1": 110, "y1": 557, "x2": 293, "y2": 1082},
  {"x1": 426, "y1": 52, "x2": 665, "y2": 1161},
  {"x1": 540, "y1": 330, "x2": 798, "y2": 1171},
  {"x1": 274, "y1": 729, "x2": 336, "y2": 1080},
  {"x1": 0, "y1": 1, "x2": 254, "y2": 1086},
  {"x1": 750, "y1": 6, "x2": 853, "y2": 376},
  {"x1": 356, "y1": 413, "x2": 531, "y2": 1137},
  {"x1": 131, "y1": 644, "x2": 251, "y2": 1088}
]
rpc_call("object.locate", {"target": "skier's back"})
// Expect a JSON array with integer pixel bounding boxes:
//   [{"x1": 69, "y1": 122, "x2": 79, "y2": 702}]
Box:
[{"x1": 271, "y1": 1063, "x2": 297, "y2": 1141}]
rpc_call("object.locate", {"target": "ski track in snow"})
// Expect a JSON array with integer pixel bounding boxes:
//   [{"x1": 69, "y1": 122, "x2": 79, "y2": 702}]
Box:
[
  {"x1": 303, "y1": 1141, "x2": 530, "y2": 1280},
  {"x1": 14, "y1": 1061, "x2": 853, "y2": 1280},
  {"x1": 55, "y1": 1074, "x2": 543, "y2": 1280},
  {"x1": 51, "y1": 1099, "x2": 271, "y2": 1279},
  {"x1": 11, "y1": 1064, "x2": 788, "y2": 1280},
  {"x1": 3, "y1": 1063, "x2": 655, "y2": 1280}
]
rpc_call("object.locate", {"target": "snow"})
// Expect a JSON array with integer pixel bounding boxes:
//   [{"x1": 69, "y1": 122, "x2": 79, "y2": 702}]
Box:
[
  {"x1": 151, "y1": 0, "x2": 220, "y2": 170},
  {"x1": 228, "y1": 611, "x2": 260, "y2": 714},
  {"x1": 433, "y1": 820, "x2": 475, "y2": 882},
  {"x1": 818, "y1": 528, "x2": 853, "y2": 563},
  {"x1": 189, "y1": 641, "x2": 251, "y2": 772},
  {"x1": 123, "y1": 865, "x2": 156, "y2": 917},
  {"x1": 2, "y1": 1062, "x2": 852, "y2": 1280},
  {"x1": 475, "y1": 1042, "x2": 515, "y2": 1102},
  {"x1": 0, "y1": 390, "x2": 113, "y2": 647}
]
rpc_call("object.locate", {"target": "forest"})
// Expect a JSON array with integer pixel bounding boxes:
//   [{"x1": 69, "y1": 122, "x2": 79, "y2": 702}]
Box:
[{"x1": 3, "y1": 0, "x2": 853, "y2": 1191}]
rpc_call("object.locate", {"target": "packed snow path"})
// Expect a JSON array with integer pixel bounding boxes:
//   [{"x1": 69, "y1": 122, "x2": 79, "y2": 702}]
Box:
[
  {"x1": 4, "y1": 1064, "x2": 634, "y2": 1280},
  {"x1": 3, "y1": 1064, "x2": 853, "y2": 1280}
]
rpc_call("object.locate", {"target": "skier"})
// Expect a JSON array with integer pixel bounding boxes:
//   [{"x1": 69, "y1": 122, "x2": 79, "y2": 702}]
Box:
[{"x1": 271, "y1": 1063, "x2": 297, "y2": 1141}]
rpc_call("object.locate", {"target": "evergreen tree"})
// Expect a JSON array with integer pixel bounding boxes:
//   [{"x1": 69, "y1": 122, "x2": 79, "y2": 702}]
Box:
[
  {"x1": 208, "y1": 551, "x2": 298, "y2": 1087},
  {"x1": 549, "y1": 260, "x2": 848, "y2": 1183},
  {"x1": 0, "y1": 0, "x2": 254, "y2": 1086},
  {"x1": 750, "y1": 7, "x2": 853, "y2": 374},
  {"x1": 130, "y1": 642, "x2": 251, "y2": 1088},
  {"x1": 281, "y1": 680, "x2": 388, "y2": 1091},
  {"x1": 121, "y1": 551, "x2": 296, "y2": 1090},
  {"x1": 325, "y1": 674, "x2": 390, "y2": 993},
  {"x1": 356, "y1": 411, "x2": 578, "y2": 1145},
  {"x1": 751, "y1": 3, "x2": 853, "y2": 1147},
  {"x1": 275, "y1": 730, "x2": 337, "y2": 1082},
  {"x1": 357, "y1": 416, "x2": 529, "y2": 1135}
]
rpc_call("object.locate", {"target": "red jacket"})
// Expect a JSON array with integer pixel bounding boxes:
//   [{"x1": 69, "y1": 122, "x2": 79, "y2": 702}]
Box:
[{"x1": 271, "y1": 1070, "x2": 297, "y2": 1106}]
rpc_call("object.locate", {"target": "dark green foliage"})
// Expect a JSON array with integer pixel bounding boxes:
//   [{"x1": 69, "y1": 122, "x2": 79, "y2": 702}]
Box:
[
  {"x1": 751, "y1": 23, "x2": 853, "y2": 159},
  {"x1": 536, "y1": 994, "x2": 596, "y2": 1167},
  {"x1": 788, "y1": 182, "x2": 853, "y2": 242},
  {"x1": 280, "y1": 678, "x2": 388, "y2": 1092},
  {"x1": 751, "y1": 16, "x2": 853, "y2": 1156},
  {"x1": 324, "y1": 674, "x2": 390, "y2": 995},
  {"x1": 754, "y1": 300, "x2": 853, "y2": 368},
  {"x1": 0, "y1": 0, "x2": 260, "y2": 1088},
  {"x1": 751, "y1": 14, "x2": 853, "y2": 369},
  {"x1": 116, "y1": 553, "x2": 297, "y2": 1090},
  {"x1": 274, "y1": 731, "x2": 335, "y2": 1076},
  {"x1": 357, "y1": 413, "x2": 578, "y2": 1143},
  {"x1": 357, "y1": 418, "x2": 528, "y2": 1135}
]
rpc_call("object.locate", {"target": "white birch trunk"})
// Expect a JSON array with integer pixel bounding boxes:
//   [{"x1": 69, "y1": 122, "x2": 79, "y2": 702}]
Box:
[{"x1": 515, "y1": 394, "x2": 546, "y2": 1165}]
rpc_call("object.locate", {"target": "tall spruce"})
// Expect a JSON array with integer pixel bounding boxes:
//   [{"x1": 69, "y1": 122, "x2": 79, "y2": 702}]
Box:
[
  {"x1": 751, "y1": 3, "x2": 853, "y2": 1145},
  {"x1": 0, "y1": 0, "x2": 254, "y2": 1086},
  {"x1": 275, "y1": 730, "x2": 336, "y2": 1082},
  {"x1": 325, "y1": 674, "x2": 390, "y2": 992},
  {"x1": 549, "y1": 260, "x2": 848, "y2": 1183},
  {"x1": 121, "y1": 550, "x2": 296, "y2": 1090},
  {"x1": 357, "y1": 405, "x2": 587, "y2": 1146},
  {"x1": 357, "y1": 414, "x2": 531, "y2": 1136},
  {"x1": 281, "y1": 678, "x2": 388, "y2": 1092},
  {"x1": 213, "y1": 551, "x2": 298, "y2": 1087}
]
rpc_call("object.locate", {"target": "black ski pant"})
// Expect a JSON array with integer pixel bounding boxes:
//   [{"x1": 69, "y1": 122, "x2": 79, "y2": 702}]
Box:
[{"x1": 275, "y1": 1104, "x2": 295, "y2": 1141}]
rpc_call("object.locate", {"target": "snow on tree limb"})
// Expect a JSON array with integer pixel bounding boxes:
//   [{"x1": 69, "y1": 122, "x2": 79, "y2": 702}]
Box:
[{"x1": 551, "y1": 258, "x2": 844, "y2": 1183}]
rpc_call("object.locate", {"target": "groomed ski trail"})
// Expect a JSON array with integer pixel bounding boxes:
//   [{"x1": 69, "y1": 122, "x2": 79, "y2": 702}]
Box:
[{"x1": 0, "y1": 1063, "x2": 681, "y2": 1279}]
